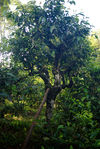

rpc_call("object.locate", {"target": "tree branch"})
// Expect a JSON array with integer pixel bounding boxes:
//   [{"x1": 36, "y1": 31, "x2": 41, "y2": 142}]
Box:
[{"x1": 21, "y1": 88, "x2": 50, "y2": 149}]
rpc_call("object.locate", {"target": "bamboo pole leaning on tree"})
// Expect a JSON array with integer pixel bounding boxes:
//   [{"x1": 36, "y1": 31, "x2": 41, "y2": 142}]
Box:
[{"x1": 21, "y1": 88, "x2": 50, "y2": 149}]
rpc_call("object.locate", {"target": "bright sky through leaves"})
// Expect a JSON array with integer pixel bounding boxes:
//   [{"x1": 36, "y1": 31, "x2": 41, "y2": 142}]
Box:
[
  {"x1": 20, "y1": 0, "x2": 100, "y2": 31},
  {"x1": 75, "y1": 0, "x2": 100, "y2": 30}
]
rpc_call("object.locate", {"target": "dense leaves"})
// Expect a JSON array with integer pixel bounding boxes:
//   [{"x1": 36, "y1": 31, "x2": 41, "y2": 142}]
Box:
[
  {"x1": 7, "y1": 0, "x2": 92, "y2": 122},
  {"x1": 9, "y1": 0, "x2": 91, "y2": 87},
  {"x1": 0, "y1": 0, "x2": 100, "y2": 149}
]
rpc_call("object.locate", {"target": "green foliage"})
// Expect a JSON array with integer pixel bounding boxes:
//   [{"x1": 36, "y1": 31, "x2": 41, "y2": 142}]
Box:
[
  {"x1": 0, "y1": 0, "x2": 10, "y2": 15},
  {"x1": 0, "y1": 0, "x2": 100, "y2": 149},
  {"x1": 0, "y1": 65, "x2": 45, "y2": 118},
  {"x1": 0, "y1": 118, "x2": 31, "y2": 149},
  {"x1": 7, "y1": 0, "x2": 91, "y2": 91}
]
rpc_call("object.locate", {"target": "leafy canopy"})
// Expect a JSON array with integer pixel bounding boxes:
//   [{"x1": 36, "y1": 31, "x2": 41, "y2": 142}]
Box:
[{"x1": 9, "y1": 0, "x2": 91, "y2": 89}]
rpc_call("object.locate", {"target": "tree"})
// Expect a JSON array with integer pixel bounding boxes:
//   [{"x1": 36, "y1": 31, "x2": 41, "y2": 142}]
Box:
[{"x1": 9, "y1": 0, "x2": 91, "y2": 122}]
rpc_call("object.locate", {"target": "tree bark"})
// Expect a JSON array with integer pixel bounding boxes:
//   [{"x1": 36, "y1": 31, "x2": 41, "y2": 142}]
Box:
[
  {"x1": 45, "y1": 87, "x2": 62, "y2": 122},
  {"x1": 46, "y1": 98, "x2": 55, "y2": 122}
]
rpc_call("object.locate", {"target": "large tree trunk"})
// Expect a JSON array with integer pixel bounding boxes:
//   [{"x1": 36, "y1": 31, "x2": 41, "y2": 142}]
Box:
[
  {"x1": 46, "y1": 98, "x2": 55, "y2": 122},
  {"x1": 45, "y1": 87, "x2": 61, "y2": 122}
]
